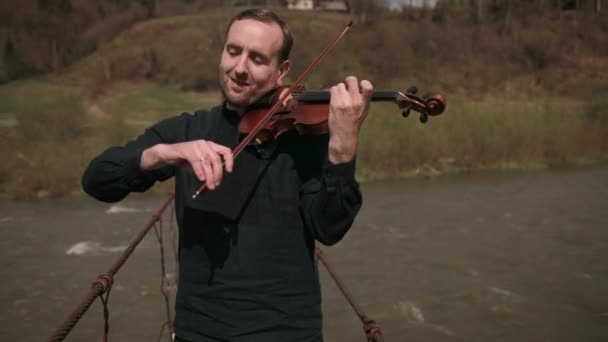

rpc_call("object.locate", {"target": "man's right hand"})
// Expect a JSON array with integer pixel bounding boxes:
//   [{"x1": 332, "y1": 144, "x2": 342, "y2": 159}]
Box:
[{"x1": 140, "y1": 140, "x2": 234, "y2": 190}]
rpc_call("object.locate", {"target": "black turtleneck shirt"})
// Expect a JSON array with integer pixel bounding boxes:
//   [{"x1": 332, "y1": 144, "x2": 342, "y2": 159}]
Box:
[{"x1": 81, "y1": 105, "x2": 362, "y2": 342}]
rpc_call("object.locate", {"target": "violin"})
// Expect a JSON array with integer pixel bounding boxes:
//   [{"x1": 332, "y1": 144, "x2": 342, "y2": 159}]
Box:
[{"x1": 239, "y1": 85, "x2": 447, "y2": 145}]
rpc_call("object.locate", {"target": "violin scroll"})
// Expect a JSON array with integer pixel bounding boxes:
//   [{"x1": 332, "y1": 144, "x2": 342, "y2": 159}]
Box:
[{"x1": 397, "y1": 86, "x2": 447, "y2": 124}]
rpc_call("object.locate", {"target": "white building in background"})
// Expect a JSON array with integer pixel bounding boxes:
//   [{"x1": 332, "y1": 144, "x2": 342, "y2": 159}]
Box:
[
  {"x1": 386, "y1": 0, "x2": 438, "y2": 10},
  {"x1": 286, "y1": 0, "x2": 349, "y2": 12},
  {"x1": 318, "y1": 1, "x2": 349, "y2": 12},
  {"x1": 287, "y1": 0, "x2": 314, "y2": 10}
]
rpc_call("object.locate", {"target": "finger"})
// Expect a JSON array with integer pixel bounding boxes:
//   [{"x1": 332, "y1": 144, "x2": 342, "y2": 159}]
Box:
[
  {"x1": 209, "y1": 153, "x2": 224, "y2": 186},
  {"x1": 199, "y1": 157, "x2": 216, "y2": 190},
  {"x1": 329, "y1": 85, "x2": 339, "y2": 106},
  {"x1": 212, "y1": 144, "x2": 234, "y2": 173},
  {"x1": 193, "y1": 140, "x2": 215, "y2": 187},
  {"x1": 336, "y1": 82, "x2": 350, "y2": 107},
  {"x1": 206, "y1": 149, "x2": 224, "y2": 187},
  {"x1": 279, "y1": 88, "x2": 295, "y2": 111},
  {"x1": 329, "y1": 85, "x2": 345, "y2": 114},
  {"x1": 360, "y1": 79, "x2": 374, "y2": 109},
  {"x1": 345, "y1": 76, "x2": 361, "y2": 100},
  {"x1": 360, "y1": 79, "x2": 373, "y2": 98},
  {"x1": 190, "y1": 158, "x2": 207, "y2": 182}
]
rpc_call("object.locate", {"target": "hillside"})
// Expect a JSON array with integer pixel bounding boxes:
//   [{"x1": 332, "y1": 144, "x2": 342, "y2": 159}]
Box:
[
  {"x1": 5, "y1": 4, "x2": 606, "y2": 98},
  {"x1": 1, "y1": 5, "x2": 608, "y2": 199}
]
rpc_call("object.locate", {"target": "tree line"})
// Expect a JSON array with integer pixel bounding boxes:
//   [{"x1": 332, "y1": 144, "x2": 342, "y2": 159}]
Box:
[{"x1": 0, "y1": 0, "x2": 605, "y2": 84}]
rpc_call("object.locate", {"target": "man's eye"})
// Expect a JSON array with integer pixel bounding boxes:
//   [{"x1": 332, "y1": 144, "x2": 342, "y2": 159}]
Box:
[
  {"x1": 226, "y1": 47, "x2": 239, "y2": 56},
  {"x1": 251, "y1": 55, "x2": 265, "y2": 65}
]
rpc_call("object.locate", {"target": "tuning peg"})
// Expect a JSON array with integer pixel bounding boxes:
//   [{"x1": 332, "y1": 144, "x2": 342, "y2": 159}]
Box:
[
  {"x1": 402, "y1": 104, "x2": 413, "y2": 118},
  {"x1": 419, "y1": 113, "x2": 428, "y2": 123},
  {"x1": 406, "y1": 86, "x2": 418, "y2": 94}
]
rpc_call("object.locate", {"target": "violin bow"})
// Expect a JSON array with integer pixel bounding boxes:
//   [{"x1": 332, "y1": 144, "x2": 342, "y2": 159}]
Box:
[{"x1": 193, "y1": 21, "x2": 353, "y2": 199}]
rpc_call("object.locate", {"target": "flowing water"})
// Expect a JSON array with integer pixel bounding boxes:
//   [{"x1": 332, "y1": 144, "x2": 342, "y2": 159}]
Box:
[{"x1": 1, "y1": 165, "x2": 607, "y2": 342}]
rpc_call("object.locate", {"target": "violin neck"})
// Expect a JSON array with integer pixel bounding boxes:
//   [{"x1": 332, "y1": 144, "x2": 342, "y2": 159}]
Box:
[{"x1": 296, "y1": 90, "x2": 401, "y2": 104}]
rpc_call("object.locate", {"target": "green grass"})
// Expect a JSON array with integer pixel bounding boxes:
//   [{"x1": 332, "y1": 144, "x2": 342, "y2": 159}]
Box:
[
  {"x1": 0, "y1": 77, "x2": 222, "y2": 122},
  {"x1": 0, "y1": 78, "x2": 83, "y2": 120},
  {"x1": 356, "y1": 94, "x2": 608, "y2": 181},
  {"x1": 0, "y1": 78, "x2": 225, "y2": 199},
  {"x1": 99, "y1": 82, "x2": 222, "y2": 123}
]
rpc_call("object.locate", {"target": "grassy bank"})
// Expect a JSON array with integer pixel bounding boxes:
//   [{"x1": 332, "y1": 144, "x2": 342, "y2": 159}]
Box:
[
  {"x1": 2, "y1": 79, "x2": 607, "y2": 199},
  {"x1": 0, "y1": 79, "x2": 219, "y2": 199},
  {"x1": 358, "y1": 95, "x2": 608, "y2": 180}
]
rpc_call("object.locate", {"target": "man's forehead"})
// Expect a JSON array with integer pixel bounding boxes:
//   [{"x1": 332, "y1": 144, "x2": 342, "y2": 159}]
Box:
[{"x1": 226, "y1": 19, "x2": 283, "y2": 53}]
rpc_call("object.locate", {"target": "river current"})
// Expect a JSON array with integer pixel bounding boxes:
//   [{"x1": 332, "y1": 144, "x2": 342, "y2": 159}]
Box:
[{"x1": 1, "y1": 165, "x2": 607, "y2": 341}]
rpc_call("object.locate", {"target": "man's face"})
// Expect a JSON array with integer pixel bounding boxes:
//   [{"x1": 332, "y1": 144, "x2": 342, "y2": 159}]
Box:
[{"x1": 219, "y1": 18, "x2": 290, "y2": 110}]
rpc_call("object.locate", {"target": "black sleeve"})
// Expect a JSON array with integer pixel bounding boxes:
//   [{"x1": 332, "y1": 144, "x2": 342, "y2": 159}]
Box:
[
  {"x1": 81, "y1": 113, "x2": 192, "y2": 203},
  {"x1": 299, "y1": 143, "x2": 362, "y2": 246}
]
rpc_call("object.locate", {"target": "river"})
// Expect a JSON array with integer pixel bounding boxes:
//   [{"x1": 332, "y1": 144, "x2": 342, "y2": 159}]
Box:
[{"x1": 1, "y1": 164, "x2": 607, "y2": 341}]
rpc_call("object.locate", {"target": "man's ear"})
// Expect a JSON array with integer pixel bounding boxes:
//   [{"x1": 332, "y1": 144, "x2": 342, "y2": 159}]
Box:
[{"x1": 276, "y1": 60, "x2": 291, "y2": 86}]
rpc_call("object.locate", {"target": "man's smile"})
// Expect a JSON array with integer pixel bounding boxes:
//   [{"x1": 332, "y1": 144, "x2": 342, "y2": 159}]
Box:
[{"x1": 229, "y1": 76, "x2": 249, "y2": 89}]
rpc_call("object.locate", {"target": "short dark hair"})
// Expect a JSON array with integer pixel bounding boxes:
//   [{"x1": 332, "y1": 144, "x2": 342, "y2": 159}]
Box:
[{"x1": 226, "y1": 9, "x2": 293, "y2": 63}]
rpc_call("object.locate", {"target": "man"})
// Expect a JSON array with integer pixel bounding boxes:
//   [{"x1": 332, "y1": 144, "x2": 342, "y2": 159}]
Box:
[{"x1": 82, "y1": 8, "x2": 373, "y2": 342}]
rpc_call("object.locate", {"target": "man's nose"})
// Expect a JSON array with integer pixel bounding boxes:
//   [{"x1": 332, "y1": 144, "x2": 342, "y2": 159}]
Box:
[{"x1": 234, "y1": 54, "x2": 247, "y2": 75}]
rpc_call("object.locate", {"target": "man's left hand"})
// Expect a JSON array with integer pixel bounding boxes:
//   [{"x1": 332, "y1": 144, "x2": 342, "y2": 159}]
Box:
[{"x1": 327, "y1": 76, "x2": 373, "y2": 164}]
